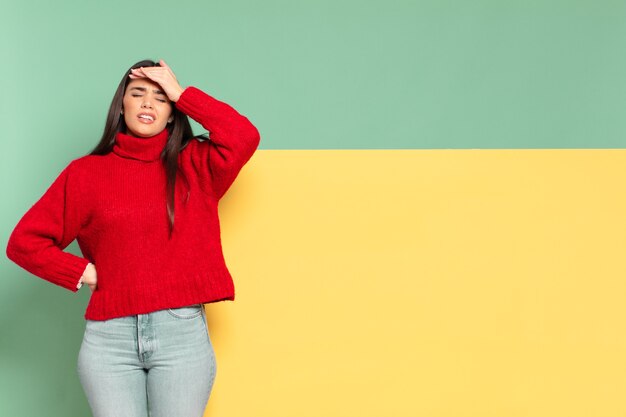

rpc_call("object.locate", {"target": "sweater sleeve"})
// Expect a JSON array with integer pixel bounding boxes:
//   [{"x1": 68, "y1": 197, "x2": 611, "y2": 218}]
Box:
[
  {"x1": 175, "y1": 86, "x2": 261, "y2": 200},
  {"x1": 5, "y1": 161, "x2": 91, "y2": 292}
]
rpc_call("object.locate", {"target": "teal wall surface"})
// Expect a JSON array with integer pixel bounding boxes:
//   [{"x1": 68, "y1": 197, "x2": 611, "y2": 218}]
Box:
[
  {"x1": 2, "y1": 0, "x2": 626, "y2": 152},
  {"x1": 2, "y1": 1, "x2": 626, "y2": 416}
]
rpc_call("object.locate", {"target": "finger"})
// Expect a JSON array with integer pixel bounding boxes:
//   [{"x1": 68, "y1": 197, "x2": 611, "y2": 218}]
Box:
[
  {"x1": 131, "y1": 68, "x2": 165, "y2": 82},
  {"x1": 135, "y1": 67, "x2": 164, "y2": 80},
  {"x1": 143, "y1": 71, "x2": 174, "y2": 86},
  {"x1": 159, "y1": 59, "x2": 177, "y2": 79},
  {"x1": 159, "y1": 59, "x2": 170, "y2": 70},
  {"x1": 129, "y1": 68, "x2": 145, "y2": 77},
  {"x1": 132, "y1": 67, "x2": 151, "y2": 75},
  {"x1": 159, "y1": 59, "x2": 175, "y2": 75}
]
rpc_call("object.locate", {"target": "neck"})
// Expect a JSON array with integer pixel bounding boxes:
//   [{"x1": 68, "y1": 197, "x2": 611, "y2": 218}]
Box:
[{"x1": 112, "y1": 129, "x2": 169, "y2": 162}]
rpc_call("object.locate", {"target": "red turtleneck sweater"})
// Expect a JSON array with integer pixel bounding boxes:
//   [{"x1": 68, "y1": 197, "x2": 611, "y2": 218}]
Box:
[{"x1": 6, "y1": 86, "x2": 260, "y2": 320}]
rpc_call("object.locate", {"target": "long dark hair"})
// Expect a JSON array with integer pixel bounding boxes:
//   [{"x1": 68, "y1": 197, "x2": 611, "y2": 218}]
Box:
[{"x1": 88, "y1": 59, "x2": 194, "y2": 239}]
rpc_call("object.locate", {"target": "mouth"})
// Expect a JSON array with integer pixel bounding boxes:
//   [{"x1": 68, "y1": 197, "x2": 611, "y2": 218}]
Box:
[{"x1": 137, "y1": 113, "x2": 156, "y2": 124}]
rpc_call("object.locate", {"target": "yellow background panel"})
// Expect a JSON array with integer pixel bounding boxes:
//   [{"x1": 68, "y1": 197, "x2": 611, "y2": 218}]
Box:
[{"x1": 203, "y1": 150, "x2": 626, "y2": 417}]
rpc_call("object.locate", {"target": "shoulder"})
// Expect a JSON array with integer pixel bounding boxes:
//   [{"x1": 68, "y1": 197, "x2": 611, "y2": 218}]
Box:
[
  {"x1": 54, "y1": 153, "x2": 113, "y2": 190},
  {"x1": 180, "y1": 134, "x2": 211, "y2": 156},
  {"x1": 184, "y1": 134, "x2": 210, "y2": 147}
]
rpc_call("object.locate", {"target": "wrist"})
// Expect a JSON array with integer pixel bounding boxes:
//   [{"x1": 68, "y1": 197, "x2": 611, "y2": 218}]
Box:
[{"x1": 171, "y1": 86, "x2": 186, "y2": 102}]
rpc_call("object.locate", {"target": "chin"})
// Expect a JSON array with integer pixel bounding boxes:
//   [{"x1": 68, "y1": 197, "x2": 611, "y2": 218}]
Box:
[{"x1": 128, "y1": 125, "x2": 162, "y2": 138}]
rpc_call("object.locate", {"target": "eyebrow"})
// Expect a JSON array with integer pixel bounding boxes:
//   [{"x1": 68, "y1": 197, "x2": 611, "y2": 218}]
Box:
[{"x1": 129, "y1": 86, "x2": 166, "y2": 95}]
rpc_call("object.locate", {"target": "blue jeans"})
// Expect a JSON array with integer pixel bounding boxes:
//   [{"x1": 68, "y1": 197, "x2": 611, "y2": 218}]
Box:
[{"x1": 77, "y1": 304, "x2": 216, "y2": 417}]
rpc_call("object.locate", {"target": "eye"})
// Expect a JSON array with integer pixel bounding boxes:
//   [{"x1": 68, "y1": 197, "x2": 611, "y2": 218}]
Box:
[
  {"x1": 131, "y1": 94, "x2": 142, "y2": 97},
  {"x1": 157, "y1": 99, "x2": 167, "y2": 103}
]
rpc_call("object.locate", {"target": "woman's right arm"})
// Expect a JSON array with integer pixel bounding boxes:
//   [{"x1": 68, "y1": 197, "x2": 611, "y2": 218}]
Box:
[{"x1": 5, "y1": 161, "x2": 92, "y2": 292}]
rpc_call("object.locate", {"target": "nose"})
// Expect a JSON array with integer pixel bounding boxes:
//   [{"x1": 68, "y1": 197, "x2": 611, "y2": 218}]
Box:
[{"x1": 141, "y1": 97, "x2": 153, "y2": 109}]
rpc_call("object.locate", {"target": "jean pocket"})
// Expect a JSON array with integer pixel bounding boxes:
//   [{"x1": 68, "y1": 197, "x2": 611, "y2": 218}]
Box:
[{"x1": 166, "y1": 304, "x2": 203, "y2": 319}]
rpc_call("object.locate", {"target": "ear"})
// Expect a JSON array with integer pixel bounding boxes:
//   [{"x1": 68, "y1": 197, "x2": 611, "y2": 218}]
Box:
[{"x1": 167, "y1": 116, "x2": 174, "y2": 123}]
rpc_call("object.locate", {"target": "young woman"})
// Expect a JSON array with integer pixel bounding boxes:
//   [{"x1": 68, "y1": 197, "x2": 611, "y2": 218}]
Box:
[{"x1": 5, "y1": 59, "x2": 260, "y2": 416}]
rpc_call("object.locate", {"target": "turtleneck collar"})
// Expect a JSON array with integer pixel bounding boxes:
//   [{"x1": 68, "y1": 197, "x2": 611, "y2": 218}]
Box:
[{"x1": 113, "y1": 129, "x2": 169, "y2": 162}]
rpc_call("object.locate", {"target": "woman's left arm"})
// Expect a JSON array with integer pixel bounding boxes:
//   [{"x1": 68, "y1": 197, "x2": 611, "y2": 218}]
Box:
[
  {"x1": 174, "y1": 86, "x2": 260, "y2": 199},
  {"x1": 132, "y1": 60, "x2": 261, "y2": 200}
]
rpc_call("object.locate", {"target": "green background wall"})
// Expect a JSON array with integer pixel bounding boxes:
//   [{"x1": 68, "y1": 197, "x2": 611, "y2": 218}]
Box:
[
  {"x1": 2, "y1": 1, "x2": 626, "y2": 416},
  {"x1": 2, "y1": 0, "x2": 626, "y2": 152}
]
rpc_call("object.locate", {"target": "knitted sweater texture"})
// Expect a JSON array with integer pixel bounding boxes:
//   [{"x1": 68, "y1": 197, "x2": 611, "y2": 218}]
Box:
[{"x1": 6, "y1": 86, "x2": 260, "y2": 320}]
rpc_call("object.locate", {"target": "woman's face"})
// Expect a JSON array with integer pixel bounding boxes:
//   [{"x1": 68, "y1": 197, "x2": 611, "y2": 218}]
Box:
[{"x1": 122, "y1": 78, "x2": 173, "y2": 137}]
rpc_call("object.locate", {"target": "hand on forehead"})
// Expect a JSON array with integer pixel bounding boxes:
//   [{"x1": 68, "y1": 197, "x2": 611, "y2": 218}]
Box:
[
  {"x1": 128, "y1": 59, "x2": 184, "y2": 103},
  {"x1": 129, "y1": 59, "x2": 174, "y2": 80}
]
